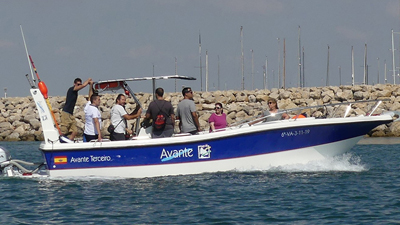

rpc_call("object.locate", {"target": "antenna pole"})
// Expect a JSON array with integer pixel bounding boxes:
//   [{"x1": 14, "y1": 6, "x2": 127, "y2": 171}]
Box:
[{"x1": 20, "y1": 25, "x2": 35, "y2": 85}]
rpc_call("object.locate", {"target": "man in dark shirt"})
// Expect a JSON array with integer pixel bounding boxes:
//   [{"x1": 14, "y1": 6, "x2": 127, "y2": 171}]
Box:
[
  {"x1": 145, "y1": 87, "x2": 175, "y2": 138},
  {"x1": 60, "y1": 77, "x2": 91, "y2": 140}
]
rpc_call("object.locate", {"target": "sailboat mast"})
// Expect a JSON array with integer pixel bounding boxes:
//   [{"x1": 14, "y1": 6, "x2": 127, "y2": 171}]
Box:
[
  {"x1": 251, "y1": 49, "x2": 254, "y2": 90},
  {"x1": 392, "y1": 29, "x2": 396, "y2": 84},
  {"x1": 175, "y1": 57, "x2": 177, "y2": 92},
  {"x1": 199, "y1": 32, "x2": 203, "y2": 91},
  {"x1": 302, "y1": 46, "x2": 305, "y2": 87},
  {"x1": 364, "y1": 43, "x2": 367, "y2": 85},
  {"x1": 277, "y1": 38, "x2": 281, "y2": 88},
  {"x1": 218, "y1": 55, "x2": 220, "y2": 90},
  {"x1": 326, "y1": 45, "x2": 330, "y2": 86},
  {"x1": 206, "y1": 50, "x2": 208, "y2": 92},
  {"x1": 352, "y1": 46, "x2": 355, "y2": 86},
  {"x1": 241, "y1": 26, "x2": 244, "y2": 90},
  {"x1": 283, "y1": 38, "x2": 286, "y2": 89},
  {"x1": 298, "y1": 26, "x2": 301, "y2": 87}
]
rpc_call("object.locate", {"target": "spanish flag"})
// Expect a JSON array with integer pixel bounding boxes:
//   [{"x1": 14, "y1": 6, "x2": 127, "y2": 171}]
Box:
[{"x1": 54, "y1": 156, "x2": 67, "y2": 164}]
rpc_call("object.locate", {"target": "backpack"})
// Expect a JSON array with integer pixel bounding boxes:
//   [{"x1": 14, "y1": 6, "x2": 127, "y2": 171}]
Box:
[{"x1": 153, "y1": 101, "x2": 167, "y2": 131}]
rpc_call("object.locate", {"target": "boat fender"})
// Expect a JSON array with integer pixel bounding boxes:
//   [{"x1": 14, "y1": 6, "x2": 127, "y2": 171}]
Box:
[
  {"x1": 292, "y1": 114, "x2": 306, "y2": 119},
  {"x1": 38, "y1": 81, "x2": 48, "y2": 99}
]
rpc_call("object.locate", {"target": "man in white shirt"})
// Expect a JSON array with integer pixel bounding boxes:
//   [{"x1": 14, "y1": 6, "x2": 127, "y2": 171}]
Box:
[
  {"x1": 84, "y1": 81, "x2": 102, "y2": 142},
  {"x1": 110, "y1": 94, "x2": 142, "y2": 141}
]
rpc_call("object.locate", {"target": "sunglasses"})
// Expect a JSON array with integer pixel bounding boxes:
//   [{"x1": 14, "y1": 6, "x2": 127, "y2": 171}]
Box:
[
  {"x1": 214, "y1": 107, "x2": 221, "y2": 109},
  {"x1": 185, "y1": 90, "x2": 193, "y2": 94},
  {"x1": 268, "y1": 102, "x2": 275, "y2": 104}
]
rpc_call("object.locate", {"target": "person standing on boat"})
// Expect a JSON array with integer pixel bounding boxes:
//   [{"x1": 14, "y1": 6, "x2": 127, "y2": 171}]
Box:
[
  {"x1": 110, "y1": 94, "x2": 142, "y2": 141},
  {"x1": 60, "y1": 78, "x2": 92, "y2": 141},
  {"x1": 145, "y1": 87, "x2": 175, "y2": 138},
  {"x1": 209, "y1": 103, "x2": 227, "y2": 132},
  {"x1": 176, "y1": 87, "x2": 201, "y2": 134},
  {"x1": 249, "y1": 98, "x2": 289, "y2": 125},
  {"x1": 83, "y1": 81, "x2": 102, "y2": 142}
]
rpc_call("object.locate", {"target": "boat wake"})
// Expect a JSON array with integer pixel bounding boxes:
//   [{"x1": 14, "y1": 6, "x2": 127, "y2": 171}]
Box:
[
  {"x1": 1, "y1": 153, "x2": 367, "y2": 181},
  {"x1": 236, "y1": 153, "x2": 367, "y2": 173}
]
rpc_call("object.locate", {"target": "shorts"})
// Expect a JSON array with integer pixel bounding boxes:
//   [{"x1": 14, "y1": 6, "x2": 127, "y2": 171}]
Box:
[
  {"x1": 152, "y1": 128, "x2": 174, "y2": 138},
  {"x1": 110, "y1": 132, "x2": 126, "y2": 141},
  {"x1": 84, "y1": 133, "x2": 98, "y2": 142},
  {"x1": 60, "y1": 111, "x2": 78, "y2": 135}
]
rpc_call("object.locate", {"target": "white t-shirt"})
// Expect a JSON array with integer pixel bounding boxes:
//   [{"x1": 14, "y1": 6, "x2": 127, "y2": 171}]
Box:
[
  {"x1": 110, "y1": 104, "x2": 127, "y2": 134},
  {"x1": 84, "y1": 101, "x2": 102, "y2": 135}
]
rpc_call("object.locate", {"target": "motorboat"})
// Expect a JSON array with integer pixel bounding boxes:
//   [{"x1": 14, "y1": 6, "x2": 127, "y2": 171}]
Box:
[{"x1": 0, "y1": 75, "x2": 397, "y2": 178}]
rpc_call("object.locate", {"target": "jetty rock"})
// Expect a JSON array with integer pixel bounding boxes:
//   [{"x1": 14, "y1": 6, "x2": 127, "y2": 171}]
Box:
[{"x1": 1, "y1": 84, "x2": 400, "y2": 141}]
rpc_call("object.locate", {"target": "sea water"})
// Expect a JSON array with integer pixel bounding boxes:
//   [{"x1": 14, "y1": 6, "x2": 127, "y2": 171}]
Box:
[{"x1": 0, "y1": 140, "x2": 400, "y2": 224}]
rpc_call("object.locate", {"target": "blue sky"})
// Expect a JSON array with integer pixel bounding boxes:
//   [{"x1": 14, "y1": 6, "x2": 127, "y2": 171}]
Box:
[{"x1": 1, "y1": 0, "x2": 400, "y2": 97}]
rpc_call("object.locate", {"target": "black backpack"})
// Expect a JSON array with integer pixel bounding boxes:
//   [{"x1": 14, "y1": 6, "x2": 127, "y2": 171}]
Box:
[{"x1": 153, "y1": 101, "x2": 167, "y2": 131}]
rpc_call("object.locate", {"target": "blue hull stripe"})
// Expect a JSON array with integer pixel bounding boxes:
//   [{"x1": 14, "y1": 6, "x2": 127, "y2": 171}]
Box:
[{"x1": 43, "y1": 120, "x2": 384, "y2": 170}]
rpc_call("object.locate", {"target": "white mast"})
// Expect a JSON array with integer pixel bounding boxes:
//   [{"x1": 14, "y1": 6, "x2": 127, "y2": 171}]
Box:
[
  {"x1": 364, "y1": 43, "x2": 367, "y2": 85},
  {"x1": 218, "y1": 55, "x2": 220, "y2": 90},
  {"x1": 199, "y1": 32, "x2": 203, "y2": 91},
  {"x1": 385, "y1": 59, "x2": 387, "y2": 84},
  {"x1": 298, "y1": 25, "x2": 301, "y2": 87},
  {"x1": 206, "y1": 50, "x2": 208, "y2": 92},
  {"x1": 175, "y1": 57, "x2": 177, "y2": 92},
  {"x1": 277, "y1": 38, "x2": 281, "y2": 88},
  {"x1": 326, "y1": 45, "x2": 330, "y2": 86},
  {"x1": 240, "y1": 26, "x2": 244, "y2": 90},
  {"x1": 283, "y1": 38, "x2": 286, "y2": 89},
  {"x1": 392, "y1": 29, "x2": 396, "y2": 84},
  {"x1": 265, "y1": 57, "x2": 268, "y2": 90},
  {"x1": 251, "y1": 49, "x2": 254, "y2": 90},
  {"x1": 352, "y1": 46, "x2": 355, "y2": 86},
  {"x1": 263, "y1": 58, "x2": 266, "y2": 90},
  {"x1": 302, "y1": 46, "x2": 305, "y2": 87},
  {"x1": 20, "y1": 25, "x2": 35, "y2": 85},
  {"x1": 377, "y1": 57, "x2": 380, "y2": 84}
]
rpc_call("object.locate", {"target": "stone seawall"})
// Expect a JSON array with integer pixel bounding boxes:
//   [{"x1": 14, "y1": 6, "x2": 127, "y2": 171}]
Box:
[{"x1": 1, "y1": 84, "x2": 400, "y2": 141}]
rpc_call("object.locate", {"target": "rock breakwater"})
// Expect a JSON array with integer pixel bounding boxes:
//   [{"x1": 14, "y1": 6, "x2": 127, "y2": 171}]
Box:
[{"x1": 1, "y1": 84, "x2": 400, "y2": 141}]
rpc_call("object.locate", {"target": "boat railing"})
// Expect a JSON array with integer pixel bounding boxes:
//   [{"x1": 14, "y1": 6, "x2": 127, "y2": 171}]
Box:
[{"x1": 230, "y1": 99, "x2": 390, "y2": 128}]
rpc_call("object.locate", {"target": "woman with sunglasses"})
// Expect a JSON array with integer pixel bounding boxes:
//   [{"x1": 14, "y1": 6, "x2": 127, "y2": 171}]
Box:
[
  {"x1": 209, "y1": 103, "x2": 227, "y2": 132},
  {"x1": 264, "y1": 98, "x2": 290, "y2": 121},
  {"x1": 249, "y1": 98, "x2": 289, "y2": 125}
]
